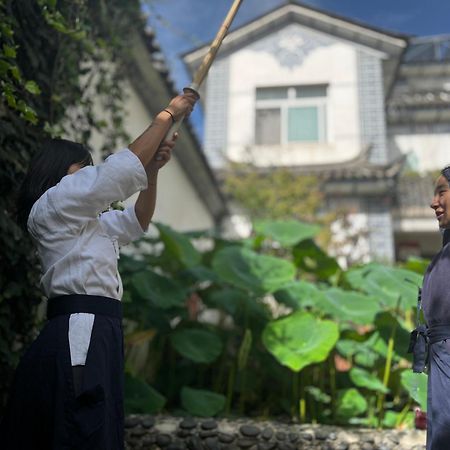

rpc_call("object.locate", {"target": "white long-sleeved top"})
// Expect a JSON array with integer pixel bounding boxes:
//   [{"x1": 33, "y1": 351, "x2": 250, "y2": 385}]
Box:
[{"x1": 27, "y1": 149, "x2": 148, "y2": 365}]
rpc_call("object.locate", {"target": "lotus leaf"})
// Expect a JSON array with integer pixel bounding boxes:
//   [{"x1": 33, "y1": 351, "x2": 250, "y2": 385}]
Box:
[
  {"x1": 181, "y1": 387, "x2": 226, "y2": 417},
  {"x1": 212, "y1": 246, "x2": 296, "y2": 294},
  {"x1": 156, "y1": 222, "x2": 201, "y2": 267},
  {"x1": 318, "y1": 287, "x2": 381, "y2": 325},
  {"x1": 132, "y1": 271, "x2": 186, "y2": 309},
  {"x1": 349, "y1": 367, "x2": 389, "y2": 393},
  {"x1": 401, "y1": 370, "x2": 428, "y2": 411},
  {"x1": 170, "y1": 328, "x2": 223, "y2": 364},
  {"x1": 274, "y1": 280, "x2": 326, "y2": 310},
  {"x1": 346, "y1": 263, "x2": 422, "y2": 309},
  {"x1": 262, "y1": 311, "x2": 339, "y2": 372},
  {"x1": 254, "y1": 219, "x2": 321, "y2": 247},
  {"x1": 293, "y1": 239, "x2": 340, "y2": 279},
  {"x1": 124, "y1": 373, "x2": 166, "y2": 414},
  {"x1": 336, "y1": 388, "x2": 368, "y2": 421}
]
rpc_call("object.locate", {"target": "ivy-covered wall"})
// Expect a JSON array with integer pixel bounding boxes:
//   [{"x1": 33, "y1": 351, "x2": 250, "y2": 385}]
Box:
[{"x1": 0, "y1": 0, "x2": 142, "y2": 410}]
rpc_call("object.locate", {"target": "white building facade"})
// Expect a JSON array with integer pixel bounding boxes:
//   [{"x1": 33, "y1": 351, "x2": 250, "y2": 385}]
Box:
[{"x1": 184, "y1": 1, "x2": 450, "y2": 262}]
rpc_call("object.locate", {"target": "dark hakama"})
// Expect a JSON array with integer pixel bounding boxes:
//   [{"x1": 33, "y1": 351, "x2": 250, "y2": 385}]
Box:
[
  {"x1": 422, "y1": 232, "x2": 450, "y2": 450},
  {"x1": 0, "y1": 297, "x2": 124, "y2": 450}
]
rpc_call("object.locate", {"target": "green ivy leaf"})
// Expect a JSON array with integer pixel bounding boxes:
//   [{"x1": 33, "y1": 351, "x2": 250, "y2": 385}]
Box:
[
  {"x1": 24, "y1": 80, "x2": 41, "y2": 95},
  {"x1": 2, "y1": 44, "x2": 16, "y2": 58}
]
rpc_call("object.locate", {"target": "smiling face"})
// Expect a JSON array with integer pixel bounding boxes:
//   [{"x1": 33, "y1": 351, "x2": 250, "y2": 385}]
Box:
[{"x1": 431, "y1": 175, "x2": 450, "y2": 229}]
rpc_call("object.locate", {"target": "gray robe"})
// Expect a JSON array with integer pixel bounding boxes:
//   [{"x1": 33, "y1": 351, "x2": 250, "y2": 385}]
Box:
[{"x1": 422, "y1": 230, "x2": 450, "y2": 450}]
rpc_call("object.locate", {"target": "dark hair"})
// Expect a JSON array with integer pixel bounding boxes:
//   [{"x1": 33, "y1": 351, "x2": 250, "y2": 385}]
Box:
[
  {"x1": 442, "y1": 165, "x2": 450, "y2": 183},
  {"x1": 17, "y1": 138, "x2": 93, "y2": 230}
]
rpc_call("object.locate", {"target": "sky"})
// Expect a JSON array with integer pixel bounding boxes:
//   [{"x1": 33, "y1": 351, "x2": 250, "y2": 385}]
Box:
[{"x1": 142, "y1": 0, "x2": 450, "y2": 139}]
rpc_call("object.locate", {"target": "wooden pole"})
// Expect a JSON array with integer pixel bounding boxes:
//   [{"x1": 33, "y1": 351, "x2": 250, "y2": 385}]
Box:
[
  {"x1": 190, "y1": 0, "x2": 244, "y2": 91},
  {"x1": 167, "y1": 0, "x2": 244, "y2": 137}
]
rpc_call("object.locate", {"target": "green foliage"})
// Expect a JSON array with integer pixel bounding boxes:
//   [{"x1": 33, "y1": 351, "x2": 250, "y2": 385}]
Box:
[
  {"x1": 223, "y1": 164, "x2": 324, "y2": 223},
  {"x1": 254, "y1": 219, "x2": 321, "y2": 247},
  {"x1": 0, "y1": 0, "x2": 143, "y2": 409},
  {"x1": 336, "y1": 388, "x2": 368, "y2": 422},
  {"x1": 170, "y1": 328, "x2": 223, "y2": 364},
  {"x1": 262, "y1": 311, "x2": 339, "y2": 372},
  {"x1": 180, "y1": 387, "x2": 226, "y2": 417},
  {"x1": 401, "y1": 371, "x2": 428, "y2": 411},
  {"x1": 212, "y1": 246, "x2": 296, "y2": 294},
  {"x1": 121, "y1": 220, "x2": 429, "y2": 426},
  {"x1": 124, "y1": 373, "x2": 166, "y2": 415}
]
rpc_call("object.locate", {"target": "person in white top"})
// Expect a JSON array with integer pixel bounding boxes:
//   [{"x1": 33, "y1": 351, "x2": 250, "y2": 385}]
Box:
[{"x1": 1, "y1": 91, "x2": 198, "y2": 449}]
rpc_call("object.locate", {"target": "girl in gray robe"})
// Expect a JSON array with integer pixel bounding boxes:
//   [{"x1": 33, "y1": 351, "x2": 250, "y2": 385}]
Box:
[{"x1": 422, "y1": 165, "x2": 450, "y2": 450}]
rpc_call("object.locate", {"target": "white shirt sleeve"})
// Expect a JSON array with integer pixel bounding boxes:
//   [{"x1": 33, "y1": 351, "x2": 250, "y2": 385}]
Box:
[
  {"x1": 44, "y1": 149, "x2": 148, "y2": 231},
  {"x1": 99, "y1": 206, "x2": 146, "y2": 246}
]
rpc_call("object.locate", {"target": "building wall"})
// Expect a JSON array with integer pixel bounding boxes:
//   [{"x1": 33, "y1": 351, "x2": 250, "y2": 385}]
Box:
[
  {"x1": 388, "y1": 124, "x2": 450, "y2": 172},
  {"x1": 204, "y1": 23, "x2": 389, "y2": 169},
  {"x1": 89, "y1": 79, "x2": 216, "y2": 232}
]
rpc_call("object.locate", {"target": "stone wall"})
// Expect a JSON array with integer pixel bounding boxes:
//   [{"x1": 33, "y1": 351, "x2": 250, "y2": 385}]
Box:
[{"x1": 124, "y1": 416, "x2": 426, "y2": 450}]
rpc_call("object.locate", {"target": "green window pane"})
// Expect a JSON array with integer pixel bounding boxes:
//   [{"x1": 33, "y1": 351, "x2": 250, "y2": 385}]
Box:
[
  {"x1": 295, "y1": 85, "x2": 327, "y2": 98},
  {"x1": 288, "y1": 107, "x2": 319, "y2": 142},
  {"x1": 256, "y1": 87, "x2": 288, "y2": 100}
]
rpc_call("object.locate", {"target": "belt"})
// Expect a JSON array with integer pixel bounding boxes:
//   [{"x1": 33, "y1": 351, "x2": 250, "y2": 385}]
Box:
[
  {"x1": 47, "y1": 294, "x2": 123, "y2": 320},
  {"x1": 408, "y1": 323, "x2": 450, "y2": 373},
  {"x1": 428, "y1": 324, "x2": 450, "y2": 345}
]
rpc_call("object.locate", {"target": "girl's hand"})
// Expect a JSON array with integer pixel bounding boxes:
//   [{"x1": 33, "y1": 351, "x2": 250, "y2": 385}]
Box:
[
  {"x1": 164, "y1": 90, "x2": 198, "y2": 121},
  {"x1": 148, "y1": 133, "x2": 178, "y2": 171}
]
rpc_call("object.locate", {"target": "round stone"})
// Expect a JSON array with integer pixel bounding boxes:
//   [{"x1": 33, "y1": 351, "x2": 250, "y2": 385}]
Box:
[
  {"x1": 315, "y1": 430, "x2": 328, "y2": 440},
  {"x1": 180, "y1": 418, "x2": 198, "y2": 430},
  {"x1": 257, "y1": 443, "x2": 277, "y2": 450},
  {"x1": 142, "y1": 417, "x2": 155, "y2": 428},
  {"x1": 275, "y1": 432, "x2": 286, "y2": 441},
  {"x1": 130, "y1": 426, "x2": 146, "y2": 437},
  {"x1": 202, "y1": 420, "x2": 218, "y2": 430},
  {"x1": 186, "y1": 436, "x2": 203, "y2": 450},
  {"x1": 362, "y1": 435, "x2": 375, "y2": 444},
  {"x1": 142, "y1": 434, "x2": 156, "y2": 445},
  {"x1": 361, "y1": 444, "x2": 374, "y2": 450},
  {"x1": 288, "y1": 433, "x2": 298, "y2": 443},
  {"x1": 240, "y1": 425, "x2": 261, "y2": 438},
  {"x1": 156, "y1": 434, "x2": 173, "y2": 447},
  {"x1": 205, "y1": 437, "x2": 220, "y2": 450},
  {"x1": 200, "y1": 430, "x2": 218, "y2": 438},
  {"x1": 167, "y1": 442, "x2": 186, "y2": 450},
  {"x1": 177, "y1": 429, "x2": 192, "y2": 438},
  {"x1": 328, "y1": 432, "x2": 337, "y2": 441},
  {"x1": 261, "y1": 428, "x2": 273, "y2": 441},
  {"x1": 336, "y1": 444, "x2": 349, "y2": 450},
  {"x1": 237, "y1": 438, "x2": 257, "y2": 448},
  {"x1": 278, "y1": 444, "x2": 294, "y2": 450},
  {"x1": 300, "y1": 432, "x2": 314, "y2": 441},
  {"x1": 124, "y1": 416, "x2": 140, "y2": 428},
  {"x1": 219, "y1": 433, "x2": 235, "y2": 444}
]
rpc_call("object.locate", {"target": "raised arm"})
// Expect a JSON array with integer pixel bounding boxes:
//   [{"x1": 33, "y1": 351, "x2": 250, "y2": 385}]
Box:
[
  {"x1": 128, "y1": 91, "x2": 198, "y2": 167},
  {"x1": 134, "y1": 135, "x2": 177, "y2": 231}
]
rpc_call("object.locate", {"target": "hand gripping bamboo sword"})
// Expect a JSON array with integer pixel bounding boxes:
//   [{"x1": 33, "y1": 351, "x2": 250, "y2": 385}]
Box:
[{"x1": 166, "y1": 0, "x2": 244, "y2": 138}]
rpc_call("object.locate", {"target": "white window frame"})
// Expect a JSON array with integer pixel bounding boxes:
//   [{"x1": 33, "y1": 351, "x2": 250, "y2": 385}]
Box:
[{"x1": 255, "y1": 86, "x2": 328, "y2": 145}]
